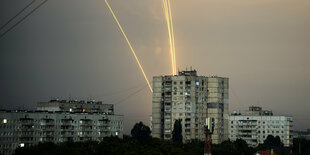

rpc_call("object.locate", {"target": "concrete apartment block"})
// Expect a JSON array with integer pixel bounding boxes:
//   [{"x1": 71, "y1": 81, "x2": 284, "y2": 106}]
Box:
[{"x1": 151, "y1": 70, "x2": 229, "y2": 144}]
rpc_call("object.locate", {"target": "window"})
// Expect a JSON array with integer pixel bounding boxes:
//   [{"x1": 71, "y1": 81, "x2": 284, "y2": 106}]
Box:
[
  {"x1": 165, "y1": 119, "x2": 171, "y2": 122},
  {"x1": 165, "y1": 108, "x2": 171, "y2": 111},
  {"x1": 196, "y1": 81, "x2": 199, "y2": 86}
]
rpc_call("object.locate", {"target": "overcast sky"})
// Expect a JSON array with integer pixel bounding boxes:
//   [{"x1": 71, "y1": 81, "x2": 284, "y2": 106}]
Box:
[{"x1": 0, "y1": 0, "x2": 309, "y2": 133}]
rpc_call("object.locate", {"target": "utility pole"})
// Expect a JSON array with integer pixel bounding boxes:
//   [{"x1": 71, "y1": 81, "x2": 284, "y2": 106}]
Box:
[
  {"x1": 299, "y1": 140, "x2": 301, "y2": 154},
  {"x1": 204, "y1": 126, "x2": 212, "y2": 155},
  {"x1": 204, "y1": 117, "x2": 214, "y2": 155}
]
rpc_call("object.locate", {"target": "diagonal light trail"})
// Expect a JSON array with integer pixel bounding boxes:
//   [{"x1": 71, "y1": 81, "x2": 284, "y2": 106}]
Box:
[
  {"x1": 162, "y1": 0, "x2": 177, "y2": 75},
  {"x1": 105, "y1": 0, "x2": 153, "y2": 93},
  {"x1": 162, "y1": 0, "x2": 175, "y2": 75},
  {"x1": 167, "y1": 0, "x2": 177, "y2": 75}
]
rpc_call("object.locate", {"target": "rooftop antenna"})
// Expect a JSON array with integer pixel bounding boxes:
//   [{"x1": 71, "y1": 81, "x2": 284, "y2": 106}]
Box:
[
  {"x1": 186, "y1": 65, "x2": 188, "y2": 71},
  {"x1": 190, "y1": 66, "x2": 192, "y2": 71}
]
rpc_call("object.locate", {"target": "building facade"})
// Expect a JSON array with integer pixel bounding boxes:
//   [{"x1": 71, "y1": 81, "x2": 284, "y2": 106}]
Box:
[
  {"x1": 0, "y1": 100, "x2": 123, "y2": 155},
  {"x1": 37, "y1": 100, "x2": 114, "y2": 114},
  {"x1": 152, "y1": 70, "x2": 229, "y2": 143},
  {"x1": 229, "y1": 106, "x2": 293, "y2": 147}
]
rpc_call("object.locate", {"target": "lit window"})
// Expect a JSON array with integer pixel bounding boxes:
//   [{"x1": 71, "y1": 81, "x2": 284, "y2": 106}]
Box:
[
  {"x1": 3, "y1": 119, "x2": 7, "y2": 124},
  {"x1": 69, "y1": 108, "x2": 72, "y2": 112},
  {"x1": 116, "y1": 132, "x2": 118, "y2": 136},
  {"x1": 20, "y1": 143, "x2": 24, "y2": 147},
  {"x1": 196, "y1": 81, "x2": 199, "y2": 86}
]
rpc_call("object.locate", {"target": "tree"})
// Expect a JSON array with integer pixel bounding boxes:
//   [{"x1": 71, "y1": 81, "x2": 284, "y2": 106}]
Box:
[
  {"x1": 212, "y1": 140, "x2": 255, "y2": 155},
  {"x1": 131, "y1": 121, "x2": 151, "y2": 143},
  {"x1": 263, "y1": 135, "x2": 283, "y2": 147},
  {"x1": 172, "y1": 119, "x2": 183, "y2": 144}
]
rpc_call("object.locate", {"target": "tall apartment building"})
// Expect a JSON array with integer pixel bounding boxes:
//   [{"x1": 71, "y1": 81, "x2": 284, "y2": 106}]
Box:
[
  {"x1": 229, "y1": 106, "x2": 293, "y2": 147},
  {"x1": 152, "y1": 70, "x2": 229, "y2": 144},
  {"x1": 0, "y1": 100, "x2": 123, "y2": 155}
]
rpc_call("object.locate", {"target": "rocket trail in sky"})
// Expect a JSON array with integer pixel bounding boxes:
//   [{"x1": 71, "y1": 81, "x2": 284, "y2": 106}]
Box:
[
  {"x1": 163, "y1": 0, "x2": 177, "y2": 75},
  {"x1": 105, "y1": 0, "x2": 153, "y2": 93}
]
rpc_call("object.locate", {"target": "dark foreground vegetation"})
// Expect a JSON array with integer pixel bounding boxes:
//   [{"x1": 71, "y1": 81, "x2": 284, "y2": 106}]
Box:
[{"x1": 14, "y1": 122, "x2": 310, "y2": 155}]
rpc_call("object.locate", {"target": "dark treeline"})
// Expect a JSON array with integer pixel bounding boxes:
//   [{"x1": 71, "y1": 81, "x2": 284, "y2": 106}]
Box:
[{"x1": 14, "y1": 122, "x2": 310, "y2": 155}]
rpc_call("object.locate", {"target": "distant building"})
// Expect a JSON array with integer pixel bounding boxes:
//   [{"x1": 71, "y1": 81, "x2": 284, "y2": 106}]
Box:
[
  {"x1": 294, "y1": 129, "x2": 310, "y2": 140},
  {"x1": 229, "y1": 106, "x2": 293, "y2": 147},
  {"x1": 152, "y1": 70, "x2": 229, "y2": 144},
  {"x1": 0, "y1": 100, "x2": 123, "y2": 155},
  {"x1": 37, "y1": 99, "x2": 114, "y2": 114}
]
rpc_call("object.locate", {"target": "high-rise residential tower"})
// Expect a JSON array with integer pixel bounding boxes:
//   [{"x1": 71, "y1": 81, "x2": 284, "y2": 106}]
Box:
[{"x1": 151, "y1": 70, "x2": 229, "y2": 144}]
